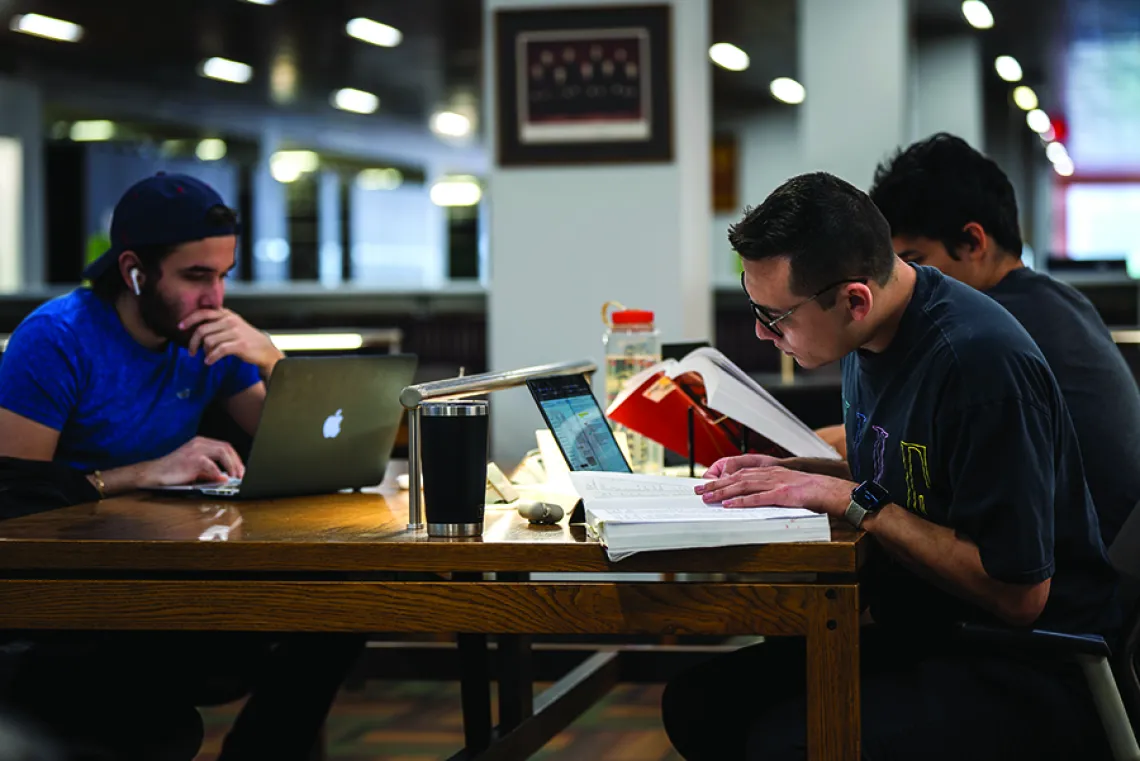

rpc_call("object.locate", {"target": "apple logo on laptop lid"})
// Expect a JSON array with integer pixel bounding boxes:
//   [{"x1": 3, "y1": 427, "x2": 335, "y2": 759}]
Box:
[{"x1": 323, "y1": 409, "x2": 343, "y2": 439}]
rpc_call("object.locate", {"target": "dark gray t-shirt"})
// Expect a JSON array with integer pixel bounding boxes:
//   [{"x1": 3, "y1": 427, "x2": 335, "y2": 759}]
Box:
[
  {"x1": 988, "y1": 266, "x2": 1140, "y2": 548},
  {"x1": 842, "y1": 265, "x2": 1117, "y2": 636}
]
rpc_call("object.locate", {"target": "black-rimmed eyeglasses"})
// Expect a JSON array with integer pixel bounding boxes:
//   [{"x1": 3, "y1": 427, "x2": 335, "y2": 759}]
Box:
[{"x1": 741, "y1": 272, "x2": 868, "y2": 338}]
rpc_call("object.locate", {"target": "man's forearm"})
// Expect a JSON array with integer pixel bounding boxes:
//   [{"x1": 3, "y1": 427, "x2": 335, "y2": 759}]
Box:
[
  {"x1": 862, "y1": 505, "x2": 1048, "y2": 626},
  {"x1": 781, "y1": 456, "x2": 852, "y2": 479},
  {"x1": 87, "y1": 462, "x2": 147, "y2": 497}
]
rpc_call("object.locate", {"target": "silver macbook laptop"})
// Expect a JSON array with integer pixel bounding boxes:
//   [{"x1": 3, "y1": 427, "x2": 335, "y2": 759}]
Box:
[{"x1": 153, "y1": 354, "x2": 417, "y2": 499}]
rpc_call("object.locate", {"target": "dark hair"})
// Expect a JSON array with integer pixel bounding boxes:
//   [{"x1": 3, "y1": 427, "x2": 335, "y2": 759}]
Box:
[
  {"x1": 728, "y1": 172, "x2": 896, "y2": 307},
  {"x1": 90, "y1": 205, "x2": 238, "y2": 300},
  {"x1": 869, "y1": 132, "x2": 1023, "y2": 259}
]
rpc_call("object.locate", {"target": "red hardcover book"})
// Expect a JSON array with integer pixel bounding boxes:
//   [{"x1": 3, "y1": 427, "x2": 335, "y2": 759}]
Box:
[{"x1": 605, "y1": 348, "x2": 839, "y2": 467}]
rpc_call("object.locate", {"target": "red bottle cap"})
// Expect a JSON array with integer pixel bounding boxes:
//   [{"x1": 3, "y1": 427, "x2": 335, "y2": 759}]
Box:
[{"x1": 611, "y1": 309, "x2": 655, "y2": 325}]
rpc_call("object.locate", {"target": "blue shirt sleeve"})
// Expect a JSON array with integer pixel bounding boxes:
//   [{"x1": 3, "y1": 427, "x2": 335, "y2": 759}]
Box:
[
  {"x1": 217, "y1": 356, "x2": 262, "y2": 399},
  {"x1": 0, "y1": 316, "x2": 86, "y2": 431}
]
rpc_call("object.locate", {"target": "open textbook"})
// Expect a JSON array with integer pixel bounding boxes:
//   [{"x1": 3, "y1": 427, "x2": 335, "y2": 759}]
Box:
[
  {"x1": 605, "y1": 347, "x2": 840, "y2": 466},
  {"x1": 568, "y1": 471, "x2": 832, "y2": 561}
]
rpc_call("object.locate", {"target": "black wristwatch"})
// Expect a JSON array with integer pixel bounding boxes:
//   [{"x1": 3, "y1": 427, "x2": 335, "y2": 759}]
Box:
[{"x1": 845, "y1": 480, "x2": 891, "y2": 529}]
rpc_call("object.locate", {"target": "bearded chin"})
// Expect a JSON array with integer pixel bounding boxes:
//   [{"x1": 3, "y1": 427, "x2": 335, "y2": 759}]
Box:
[{"x1": 138, "y1": 284, "x2": 193, "y2": 347}]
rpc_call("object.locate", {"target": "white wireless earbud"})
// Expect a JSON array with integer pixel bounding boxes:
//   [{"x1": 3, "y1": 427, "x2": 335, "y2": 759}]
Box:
[{"x1": 129, "y1": 268, "x2": 142, "y2": 296}]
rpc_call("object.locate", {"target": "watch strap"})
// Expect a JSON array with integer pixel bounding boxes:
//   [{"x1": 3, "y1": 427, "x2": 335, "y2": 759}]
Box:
[{"x1": 844, "y1": 499, "x2": 868, "y2": 529}]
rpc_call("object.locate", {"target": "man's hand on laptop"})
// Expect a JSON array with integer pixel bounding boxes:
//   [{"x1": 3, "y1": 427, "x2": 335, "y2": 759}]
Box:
[
  {"x1": 181, "y1": 308, "x2": 285, "y2": 376},
  {"x1": 138, "y1": 436, "x2": 245, "y2": 488}
]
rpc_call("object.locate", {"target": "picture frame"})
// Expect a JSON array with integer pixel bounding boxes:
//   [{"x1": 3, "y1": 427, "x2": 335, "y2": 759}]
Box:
[{"x1": 494, "y1": 4, "x2": 673, "y2": 166}]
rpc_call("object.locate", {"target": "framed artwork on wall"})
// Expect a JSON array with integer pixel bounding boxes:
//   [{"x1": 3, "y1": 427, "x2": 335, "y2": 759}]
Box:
[{"x1": 494, "y1": 4, "x2": 673, "y2": 166}]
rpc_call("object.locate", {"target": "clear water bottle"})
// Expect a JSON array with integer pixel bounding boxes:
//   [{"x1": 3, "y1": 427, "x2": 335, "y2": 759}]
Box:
[{"x1": 602, "y1": 302, "x2": 665, "y2": 475}]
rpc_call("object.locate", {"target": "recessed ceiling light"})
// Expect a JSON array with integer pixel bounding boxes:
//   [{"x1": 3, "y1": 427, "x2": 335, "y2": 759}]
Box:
[
  {"x1": 346, "y1": 17, "x2": 402, "y2": 47},
  {"x1": 1053, "y1": 155, "x2": 1074, "y2": 177},
  {"x1": 240, "y1": 0, "x2": 277, "y2": 5},
  {"x1": 1012, "y1": 85, "x2": 1038, "y2": 111},
  {"x1": 332, "y1": 88, "x2": 379, "y2": 114},
  {"x1": 196, "y1": 139, "x2": 227, "y2": 161},
  {"x1": 961, "y1": 1, "x2": 994, "y2": 30},
  {"x1": 1026, "y1": 108, "x2": 1051, "y2": 134},
  {"x1": 9, "y1": 13, "x2": 83, "y2": 42},
  {"x1": 199, "y1": 57, "x2": 253, "y2": 84},
  {"x1": 430, "y1": 111, "x2": 472, "y2": 138},
  {"x1": 1045, "y1": 141, "x2": 1068, "y2": 164},
  {"x1": 269, "y1": 150, "x2": 319, "y2": 183},
  {"x1": 357, "y1": 168, "x2": 403, "y2": 191},
  {"x1": 430, "y1": 176, "x2": 482, "y2": 207},
  {"x1": 769, "y1": 77, "x2": 806, "y2": 105},
  {"x1": 994, "y1": 55, "x2": 1022, "y2": 82},
  {"x1": 708, "y1": 42, "x2": 749, "y2": 72},
  {"x1": 69, "y1": 120, "x2": 115, "y2": 142}
]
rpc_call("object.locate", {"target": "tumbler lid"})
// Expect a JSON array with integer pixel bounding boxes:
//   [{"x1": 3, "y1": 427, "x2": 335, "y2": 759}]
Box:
[{"x1": 421, "y1": 399, "x2": 488, "y2": 417}]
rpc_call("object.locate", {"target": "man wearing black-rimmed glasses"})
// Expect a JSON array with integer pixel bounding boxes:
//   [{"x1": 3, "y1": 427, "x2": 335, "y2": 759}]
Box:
[{"x1": 661, "y1": 172, "x2": 1118, "y2": 761}]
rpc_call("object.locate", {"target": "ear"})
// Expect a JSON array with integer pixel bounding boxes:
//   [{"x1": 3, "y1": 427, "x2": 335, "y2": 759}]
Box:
[
  {"x1": 960, "y1": 222, "x2": 988, "y2": 261},
  {"x1": 844, "y1": 282, "x2": 874, "y2": 323},
  {"x1": 118, "y1": 251, "x2": 142, "y2": 289}
]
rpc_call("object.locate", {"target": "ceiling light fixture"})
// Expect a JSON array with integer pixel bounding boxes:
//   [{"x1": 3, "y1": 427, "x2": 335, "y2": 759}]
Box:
[
  {"x1": 708, "y1": 42, "x2": 749, "y2": 72},
  {"x1": 199, "y1": 57, "x2": 253, "y2": 84},
  {"x1": 961, "y1": 1, "x2": 994, "y2": 30},
  {"x1": 1026, "y1": 108, "x2": 1050, "y2": 134},
  {"x1": 9, "y1": 13, "x2": 83, "y2": 42},
  {"x1": 269, "y1": 150, "x2": 319, "y2": 183},
  {"x1": 1053, "y1": 155, "x2": 1074, "y2": 177},
  {"x1": 1045, "y1": 141, "x2": 1068, "y2": 164},
  {"x1": 1012, "y1": 85, "x2": 1038, "y2": 111},
  {"x1": 346, "y1": 17, "x2": 403, "y2": 47},
  {"x1": 332, "y1": 88, "x2": 379, "y2": 114},
  {"x1": 69, "y1": 121, "x2": 115, "y2": 142},
  {"x1": 356, "y1": 168, "x2": 403, "y2": 191},
  {"x1": 994, "y1": 55, "x2": 1022, "y2": 82},
  {"x1": 196, "y1": 139, "x2": 227, "y2": 161},
  {"x1": 769, "y1": 77, "x2": 806, "y2": 105},
  {"x1": 430, "y1": 111, "x2": 472, "y2": 138},
  {"x1": 430, "y1": 176, "x2": 482, "y2": 207}
]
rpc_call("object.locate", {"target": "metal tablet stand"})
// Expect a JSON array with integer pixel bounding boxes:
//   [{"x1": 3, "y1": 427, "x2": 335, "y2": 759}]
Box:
[{"x1": 399, "y1": 359, "x2": 598, "y2": 530}]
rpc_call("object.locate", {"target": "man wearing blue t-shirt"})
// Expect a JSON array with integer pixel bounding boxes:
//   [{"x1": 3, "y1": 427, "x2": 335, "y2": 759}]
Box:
[
  {"x1": 0, "y1": 173, "x2": 281, "y2": 492},
  {"x1": 0, "y1": 174, "x2": 360, "y2": 761}
]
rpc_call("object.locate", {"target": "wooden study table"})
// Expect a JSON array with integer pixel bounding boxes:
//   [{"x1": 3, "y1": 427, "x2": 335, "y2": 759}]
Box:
[{"x1": 0, "y1": 488, "x2": 868, "y2": 761}]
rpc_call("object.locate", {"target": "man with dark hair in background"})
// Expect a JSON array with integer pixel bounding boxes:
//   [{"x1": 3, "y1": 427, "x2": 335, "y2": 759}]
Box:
[
  {"x1": 868, "y1": 132, "x2": 1140, "y2": 547},
  {"x1": 661, "y1": 171, "x2": 1117, "y2": 760},
  {"x1": 0, "y1": 173, "x2": 361, "y2": 761}
]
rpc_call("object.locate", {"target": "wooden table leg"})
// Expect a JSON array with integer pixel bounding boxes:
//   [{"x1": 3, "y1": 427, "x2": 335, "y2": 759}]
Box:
[
  {"x1": 459, "y1": 633, "x2": 494, "y2": 754},
  {"x1": 497, "y1": 634, "x2": 534, "y2": 732},
  {"x1": 806, "y1": 584, "x2": 860, "y2": 761},
  {"x1": 495, "y1": 572, "x2": 534, "y2": 733}
]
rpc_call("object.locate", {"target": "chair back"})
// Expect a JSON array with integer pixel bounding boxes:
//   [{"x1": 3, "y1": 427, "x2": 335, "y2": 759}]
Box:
[{"x1": 1107, "y1": 500, "x2": 1140, "y2": 729}]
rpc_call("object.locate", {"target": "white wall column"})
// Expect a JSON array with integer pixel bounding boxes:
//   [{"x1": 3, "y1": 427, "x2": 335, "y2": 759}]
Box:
[
  {"x1": 799, "y1": 0, "x2": 909, "y2": 188},
  {"x1": 911, "y1": 35, "x2": 984, "y2": 149},
  {"x1": 0, "y1": 77, "x2": 44, "y2": 289},
  {"x1": 252, "y1": 132, "x2": 289, "y2": 283},
  {"x1": 317, "y1": 170, "x2": 343, "y2": 287},
  {"x1": 485, "y1": 0, "x2": 712, "y2": 466}
]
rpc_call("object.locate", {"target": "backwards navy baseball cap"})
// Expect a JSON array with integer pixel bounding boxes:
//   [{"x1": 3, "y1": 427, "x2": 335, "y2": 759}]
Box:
[{"x1": 82, "y1": 172, "x2": 240, "y2": 281}]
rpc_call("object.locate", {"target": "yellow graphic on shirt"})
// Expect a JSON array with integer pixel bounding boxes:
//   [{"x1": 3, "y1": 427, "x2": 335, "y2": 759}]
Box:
[{"x1": 900, "y1": 441, "x2": 931, "y2": 516}]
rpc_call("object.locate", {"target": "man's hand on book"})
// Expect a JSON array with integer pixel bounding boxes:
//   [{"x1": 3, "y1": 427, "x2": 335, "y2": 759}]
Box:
[
  {"x1": 695, "y1": 465, "x2": 854, "y2": 518},
  {"x1": 703, "y1": 454, "x2": 783, "y2": 478}
]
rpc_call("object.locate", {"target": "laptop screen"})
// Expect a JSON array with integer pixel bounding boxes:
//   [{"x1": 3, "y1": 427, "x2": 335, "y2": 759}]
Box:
[{"x1": 527, "y1": 375, "x2": 632, "y2": 473}]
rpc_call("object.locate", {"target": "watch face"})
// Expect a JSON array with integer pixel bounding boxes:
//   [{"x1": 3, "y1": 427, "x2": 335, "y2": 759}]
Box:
[{"x1": 853, "y1": 481, "x2": 890, "y2": 510}]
